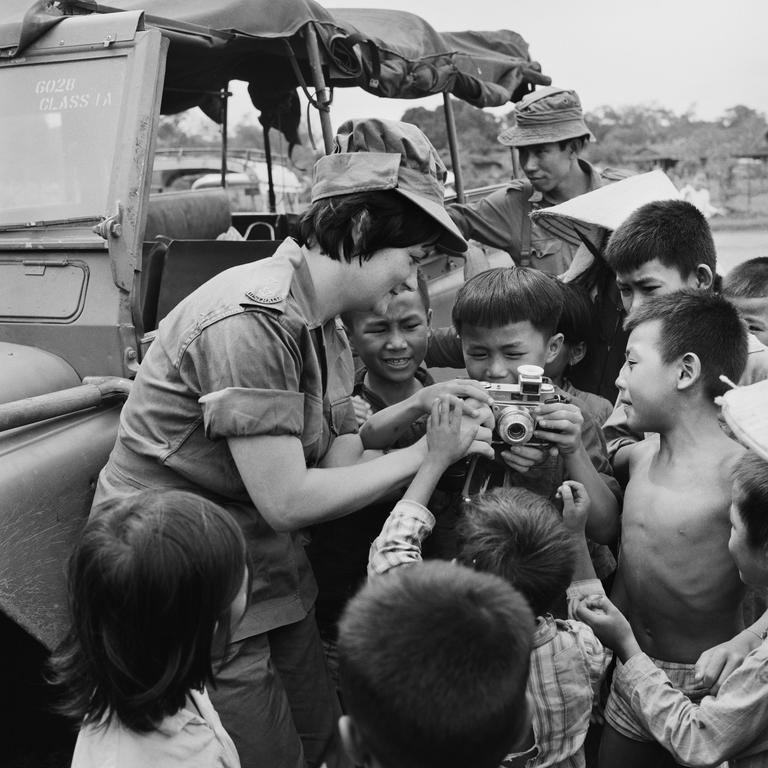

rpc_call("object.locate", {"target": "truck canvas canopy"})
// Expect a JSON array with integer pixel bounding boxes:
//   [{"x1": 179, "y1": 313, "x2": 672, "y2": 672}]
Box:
[{"x1": 1, "y1": 0, "x2": 549, "y2": 148}]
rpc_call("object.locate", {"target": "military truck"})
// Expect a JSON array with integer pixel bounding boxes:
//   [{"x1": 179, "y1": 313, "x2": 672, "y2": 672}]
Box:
[{"x1": 0, "y1": 0, "x2": 547, "y2": 759}]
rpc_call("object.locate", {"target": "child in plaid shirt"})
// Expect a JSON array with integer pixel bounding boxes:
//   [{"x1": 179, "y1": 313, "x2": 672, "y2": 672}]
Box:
[{"x1": 369, "y1": 393, "x2": 611, "y2": 768}]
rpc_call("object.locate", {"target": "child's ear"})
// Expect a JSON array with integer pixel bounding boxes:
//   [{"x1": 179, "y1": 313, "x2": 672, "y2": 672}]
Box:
[
  {"x1": 426, "y1": 307, "x2": 433, "y2": 335},
  {"x1": 545, "y1": 333, "x2": 565, "y2": 365},
  {"x1": 694, "y1": 264, "x2": 715, "y2": 291},
  {"x1": 568, "y1": 341, "x2": 587, "y2": 367},
  {"x1": 677, "y1": 352, "x2": 702, "y2": 390},
  {"x1": 339, "y1": 715, "x2": 372, "y2": 768}
]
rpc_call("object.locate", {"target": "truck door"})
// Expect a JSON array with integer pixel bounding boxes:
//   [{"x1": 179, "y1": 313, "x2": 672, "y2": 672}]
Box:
[{"x1": 0, "y1": 11, "x2": 167, "y2": 378}]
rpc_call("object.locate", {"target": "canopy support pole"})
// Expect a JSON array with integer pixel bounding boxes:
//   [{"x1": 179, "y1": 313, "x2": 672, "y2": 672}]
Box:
[
  {"x1": 263, "y1": 126, "x2": 277, "y2": 213},
  {"x1": 304, "y1": 24, "x2": 334, "y2": 154},
  {"x1": 443, "y1": 93, "x2": 465, "y2": 203},
  {"x1": 220, "y1": 86, "x2": 230, "y2": 188}
]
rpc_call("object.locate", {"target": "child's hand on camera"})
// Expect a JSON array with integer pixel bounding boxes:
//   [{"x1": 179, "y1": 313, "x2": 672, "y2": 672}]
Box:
[
  {"x1": 557, "y1": 480, "x2": 590, "y2": 535},
  {"x1": 426, "y1": 395, "x2": 493, "y2": 468},
  {"x1": 533, "y1": 402, "x2": 584, "y2": 455}
]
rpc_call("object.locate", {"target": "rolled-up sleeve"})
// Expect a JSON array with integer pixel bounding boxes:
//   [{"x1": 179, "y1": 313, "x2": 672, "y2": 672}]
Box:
[
  {"x1": 183, "y1": 310, "x2": 305, "y2": 440},
  {"x1": 200, "y1": 388, "x2": 304, "y2": 439},
  {"x1": 368, "y1": 500, "x2": 435, "y2": 579}
]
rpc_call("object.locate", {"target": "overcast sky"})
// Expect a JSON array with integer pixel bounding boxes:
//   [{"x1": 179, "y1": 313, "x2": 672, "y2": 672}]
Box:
[{"x1": 228, "y1": 0, "x2": 768, "y2": 135}]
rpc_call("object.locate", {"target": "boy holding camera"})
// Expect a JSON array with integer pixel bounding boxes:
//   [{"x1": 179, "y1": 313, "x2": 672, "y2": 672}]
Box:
[{"x1": 450, "y1": 267, "x2": 619, "y2": 545}]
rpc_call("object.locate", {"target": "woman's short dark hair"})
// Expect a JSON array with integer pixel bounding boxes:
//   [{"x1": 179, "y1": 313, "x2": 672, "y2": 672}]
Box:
[
  {"x1": 297, "y1": 190, "x2": 443, "y2": 263},
  {"x1": 50, "y1": 490, "x2": 247, "y2": 733}
]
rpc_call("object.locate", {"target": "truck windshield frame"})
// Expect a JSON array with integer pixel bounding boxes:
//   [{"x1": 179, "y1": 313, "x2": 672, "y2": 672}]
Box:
[{"x1": 0, "y1": 51, "x2": 129, "y2": 229}]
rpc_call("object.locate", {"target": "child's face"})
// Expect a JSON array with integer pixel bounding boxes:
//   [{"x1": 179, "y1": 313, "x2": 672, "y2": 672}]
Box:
[
  {"x1": 347, "y1": 291, "x2": 431, "y2": 384},
  {"x1": 728, "y1": 296, "x2": 768, "y2": 346},
  {"x1": 615, "y1": 319, "x2": 677, "y2": 432},
  {"x1": 728, "y1": 491, "x2": 767, "y2": 588},
  {"x1": 460, "y1": 321, "x2": 559, "y2": 384},
  {"x1": 615, "y1": 258, "x2": 704, "y2": 314}
]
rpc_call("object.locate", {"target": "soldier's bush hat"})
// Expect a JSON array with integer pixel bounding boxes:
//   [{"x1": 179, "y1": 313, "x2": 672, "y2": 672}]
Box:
[
  {"x1": 497, "y1": 86, "x2": 594, "y2": 147},
  {"x1": 311, "y1": 117, "x2": 467, "y2": 253}
]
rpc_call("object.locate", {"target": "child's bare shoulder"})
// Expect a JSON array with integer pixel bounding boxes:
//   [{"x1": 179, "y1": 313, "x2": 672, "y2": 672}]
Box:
[{"x1": 625, "y1": 433, "x2": 660, "y2": 466}]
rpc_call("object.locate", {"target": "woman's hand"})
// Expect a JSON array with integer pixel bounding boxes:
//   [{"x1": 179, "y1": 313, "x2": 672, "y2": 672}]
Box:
[{"x1": 414, "y1": 379, "x2": 493, "y2": 418}]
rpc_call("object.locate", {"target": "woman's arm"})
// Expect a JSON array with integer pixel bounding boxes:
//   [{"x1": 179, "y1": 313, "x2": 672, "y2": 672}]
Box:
[
  {"x1": 228, "y1": 433, "x2": 427, "y2": 531},
  {"x1": 359, "y1": 379, "x2": 492, "y2": 450}
]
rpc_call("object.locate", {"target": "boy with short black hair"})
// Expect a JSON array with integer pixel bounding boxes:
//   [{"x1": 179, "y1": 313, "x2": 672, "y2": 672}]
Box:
[
  {"x1": 451, "y1": 267, "x2": 620, "y2": 547},
  {"x1": 338, "y1": 559, "x2": 535, "y2": 768},
  {"x1": 577, "y1": 448, "x2": 768, "y2": 768},
  {"x1": 604, "y1": 200, "x2": 717, "y2": 296},
  {"x1": 599, "y1": 290, "x2": 766, "y2": 768},
  {"x1": 722, "y1": 256, "x2": 768, "y2": 347},
  {"x1": 545, "y1": 281, "x2": 613, "y2": 426}
]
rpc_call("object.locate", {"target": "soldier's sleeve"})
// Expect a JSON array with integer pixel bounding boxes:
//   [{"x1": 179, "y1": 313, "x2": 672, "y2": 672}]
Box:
[
  {"x1": 184, "y1": 311, "x2": 306, "y2": 440},
  {"x1": 447, "y1": 186, "x2": 523, "y2": 255}
]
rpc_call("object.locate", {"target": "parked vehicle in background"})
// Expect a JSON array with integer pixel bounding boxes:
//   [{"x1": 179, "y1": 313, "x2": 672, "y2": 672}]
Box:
[{"x1": 0, "y1": 0, "x2": 547, "y2": 760}]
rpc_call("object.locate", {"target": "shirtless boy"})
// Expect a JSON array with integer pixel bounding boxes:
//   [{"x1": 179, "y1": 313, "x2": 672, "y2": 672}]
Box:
[{"x1": 604, "y1": 290, "x2": 750, "y2": 768}]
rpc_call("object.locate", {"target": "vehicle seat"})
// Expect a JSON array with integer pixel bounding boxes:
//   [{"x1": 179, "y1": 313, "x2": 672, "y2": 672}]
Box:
[
  {"x1": 137, "y1": 189, "x2": 234, "y2": 334},
  {"x1": 144, "y1": 189, "x2": 231, "y2": 241},
  {"x1": 153, "y1": 240, "x2": 281, "y2": 327}
]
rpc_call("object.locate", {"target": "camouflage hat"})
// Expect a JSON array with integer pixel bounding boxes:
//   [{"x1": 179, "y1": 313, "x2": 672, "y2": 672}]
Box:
[
  {"x1": 311, "y1": 117, "x2": 467, "y2": 253},
  {"x1": 497, "y1": 86, "x2": 594, "y2": 147}
]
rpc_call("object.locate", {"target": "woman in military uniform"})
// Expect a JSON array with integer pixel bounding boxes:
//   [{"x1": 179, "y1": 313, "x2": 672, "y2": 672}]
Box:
[{"x1": 90, "y1": 118, "x2": 490, "y2": 768}]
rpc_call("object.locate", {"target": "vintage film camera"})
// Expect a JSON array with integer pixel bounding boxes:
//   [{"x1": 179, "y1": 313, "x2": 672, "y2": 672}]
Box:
[{"x1": 484, "y1": 365, "x2": 564, "y2": 448}]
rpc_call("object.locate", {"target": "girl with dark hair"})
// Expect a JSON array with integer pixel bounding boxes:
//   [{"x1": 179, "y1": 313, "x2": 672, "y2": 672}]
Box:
[{"x1": 52, "y1": 490, "x2": 248, "y2": 768}]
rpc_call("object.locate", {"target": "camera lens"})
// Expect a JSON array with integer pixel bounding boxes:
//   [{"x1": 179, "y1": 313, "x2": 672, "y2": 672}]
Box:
[{"x1": 496, "y1": 407, "x2": 535, "y2": 445}]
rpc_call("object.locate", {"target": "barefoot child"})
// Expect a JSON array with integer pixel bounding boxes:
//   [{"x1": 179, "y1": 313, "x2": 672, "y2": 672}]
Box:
[
  {"x1": 602, "y1": 290, "x2": 756, "y2": 768},
  {"x1": 51, "y1": 491, "x2": 247, "y2": 768},
  {"x1": 577, "y1": 449, "x2": 768, "y2": 767}
]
